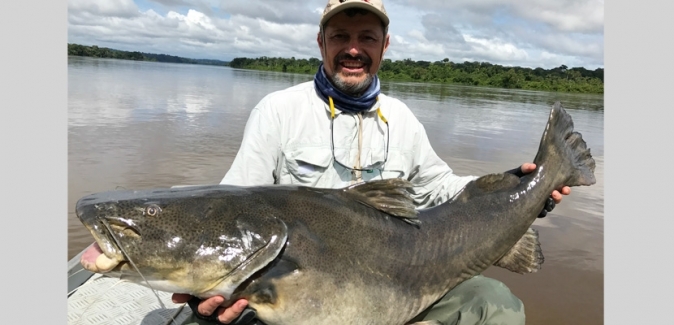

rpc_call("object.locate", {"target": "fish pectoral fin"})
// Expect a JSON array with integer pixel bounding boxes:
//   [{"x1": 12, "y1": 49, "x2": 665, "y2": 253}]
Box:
[
  {"x1": 494, "y1": 227, "x2": 544, "y2": 274},
  {"x1": 343, "y1": 178, "x2": 418, "y2": 222}
]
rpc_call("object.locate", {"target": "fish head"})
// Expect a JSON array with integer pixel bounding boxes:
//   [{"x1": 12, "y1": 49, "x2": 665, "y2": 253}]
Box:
[{"x1": 76, "y1": 185, "x2": 288, "y2": 298}]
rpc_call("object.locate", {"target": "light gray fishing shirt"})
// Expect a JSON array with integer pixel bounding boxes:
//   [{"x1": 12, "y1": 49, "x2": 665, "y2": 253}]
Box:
[{"x1": 221, "y1": 81, "x2": 477, "y2": 209}]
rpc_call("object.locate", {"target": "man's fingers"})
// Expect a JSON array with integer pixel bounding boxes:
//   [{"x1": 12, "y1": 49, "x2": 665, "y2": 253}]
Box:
[
  {"x1": 198, "y1": 296, "x2": 225, "y2": 316},
  {"x1": 217, "y1": 299, "x2": 249, "y2": 324},
  {"x1": 550, "y1": 186, "x2": 572, "y2": 203},
  {"x1": 520, "y1": 163, "x2": 536, "y2": 174}
]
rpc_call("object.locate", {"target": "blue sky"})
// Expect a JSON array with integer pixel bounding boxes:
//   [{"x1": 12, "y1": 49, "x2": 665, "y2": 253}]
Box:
[{"x1": 67, "y1": 0, "x2": 604, "y2": 69}]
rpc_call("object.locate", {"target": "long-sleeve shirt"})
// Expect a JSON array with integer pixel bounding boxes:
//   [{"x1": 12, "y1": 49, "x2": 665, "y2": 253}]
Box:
[{"x1": 221, "y1": 81, "x2": 476, "y2": 209}]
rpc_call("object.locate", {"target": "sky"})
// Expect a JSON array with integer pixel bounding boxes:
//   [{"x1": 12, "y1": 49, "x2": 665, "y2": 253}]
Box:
[{"x1": 67, "y1": 0, "x2": 604, "y2": 70}]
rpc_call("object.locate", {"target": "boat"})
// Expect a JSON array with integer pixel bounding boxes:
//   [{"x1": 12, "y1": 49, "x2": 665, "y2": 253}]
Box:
[{"x1": 67, "y1": 245, "x2": 193, "y2": 324}]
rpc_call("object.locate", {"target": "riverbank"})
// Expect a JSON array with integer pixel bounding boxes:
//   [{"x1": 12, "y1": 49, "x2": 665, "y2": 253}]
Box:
[
  {"x1": 67, "y1": 43, "x2": 603, "y2": 94},
  {"x1": 230, "y1": 57, "x2": 604, "y2": 94}
]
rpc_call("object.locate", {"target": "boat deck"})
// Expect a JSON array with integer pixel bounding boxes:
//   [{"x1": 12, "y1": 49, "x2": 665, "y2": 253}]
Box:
[{"x1": 68, "y1": 251, "x2": 193, "y2": 325}]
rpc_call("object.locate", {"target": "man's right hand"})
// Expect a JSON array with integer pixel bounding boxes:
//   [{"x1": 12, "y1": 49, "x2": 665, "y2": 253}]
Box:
[{"x1": 172, "y1": 294, "x2": 249, "y2": 324}]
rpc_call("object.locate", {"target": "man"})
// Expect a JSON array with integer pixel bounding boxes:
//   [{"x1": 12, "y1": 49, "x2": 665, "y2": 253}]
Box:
[{"x1": 173, "y1": 0, "x2": 569, "y2": 324}]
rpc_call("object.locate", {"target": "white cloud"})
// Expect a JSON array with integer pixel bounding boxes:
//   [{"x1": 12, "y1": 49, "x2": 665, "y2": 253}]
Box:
[
  {"x1": 398, "y1": 0, "x2": 603, "y2": 33},
  {"x1": 463, "y1": 35, "x2": 529, "y2": 62},
  {"x1": 514, "y1": 0, "x2": 604, "y2": 33},
  {"x1": 386, "y1": 31, "x2": 446, "y2": 60},
  {"x1": 68, "y1": 0, "x2": 140, "y2": 18},
  {"x1": 219, "y1": 0, "x2": 322, "y2": 25},
  {"x1": 67, "y1": 0, "x2": 604, "y2": 69}
]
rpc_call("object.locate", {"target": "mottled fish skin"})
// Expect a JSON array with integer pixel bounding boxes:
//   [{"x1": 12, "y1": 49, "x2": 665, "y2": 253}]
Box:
[{"x1": 77, "y1": 102, "x2": 595, "y2": 325}]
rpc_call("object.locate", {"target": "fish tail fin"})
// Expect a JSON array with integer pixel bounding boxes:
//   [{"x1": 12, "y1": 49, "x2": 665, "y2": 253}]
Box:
[
  {"x1": 494, "y1": 227, "x2": 543, "y2": 274},
  {"x1": 533, "y1": 101, "x2": 596, "y2": 187}
]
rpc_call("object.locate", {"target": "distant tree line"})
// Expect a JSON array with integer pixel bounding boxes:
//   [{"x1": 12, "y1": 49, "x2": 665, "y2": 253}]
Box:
[
  {"x1": 67, "y1": 43, "x2": 229, "y2": 67},
  {"x1": 230, "y1": 56, "x2": 604, "y2": 94},
  {"x1": 68, "y1": 43, "x2": 603, "y2": 93}
]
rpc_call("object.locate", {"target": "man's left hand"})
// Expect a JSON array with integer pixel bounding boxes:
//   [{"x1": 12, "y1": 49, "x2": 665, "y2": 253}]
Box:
[
  {"x1": 519, "y1": 162, "x2": 571, "y2": 204},
  {"x1": 515, "y1": 162, "x2": 570, "y2": 218}
]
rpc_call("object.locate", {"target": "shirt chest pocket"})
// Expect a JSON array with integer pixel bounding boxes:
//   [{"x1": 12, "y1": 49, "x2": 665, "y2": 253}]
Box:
[
  {"x1": 378, "y1": 153, "x2": 409, "y2": 180},
  {"x1": 282, "y1": 147, "x2": 333, "y2": 186}
]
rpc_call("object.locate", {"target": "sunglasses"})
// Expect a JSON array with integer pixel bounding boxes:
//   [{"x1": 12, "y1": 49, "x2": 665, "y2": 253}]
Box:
[{"x1": 329, "y1": 97, "x2": 389, "y2": 172}]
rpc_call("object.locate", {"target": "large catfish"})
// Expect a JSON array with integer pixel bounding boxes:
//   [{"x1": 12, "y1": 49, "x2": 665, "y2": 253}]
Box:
[{"x1": 77, "y1": 102, "x2": 596, "y2": 325}]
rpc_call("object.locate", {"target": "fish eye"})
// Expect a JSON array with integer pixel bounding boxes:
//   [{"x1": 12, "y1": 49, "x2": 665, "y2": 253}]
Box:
[{"x1": 145, "y1": 204, "x2": 161, "y2": 216}]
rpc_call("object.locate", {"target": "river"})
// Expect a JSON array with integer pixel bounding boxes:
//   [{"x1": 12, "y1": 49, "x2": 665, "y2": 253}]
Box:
[{"x1": 68, "y1": 56, "x2": 604, "y2": 325}]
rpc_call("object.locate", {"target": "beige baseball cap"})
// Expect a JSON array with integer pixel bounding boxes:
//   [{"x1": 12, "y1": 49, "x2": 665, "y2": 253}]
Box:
[{"x1": 320, "y1": 0, "x2": 389, "y2": 27}]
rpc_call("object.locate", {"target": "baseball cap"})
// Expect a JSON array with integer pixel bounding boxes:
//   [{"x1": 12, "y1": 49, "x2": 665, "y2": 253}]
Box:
[{"x1": 320, "y1": 0, "x2": 389, "y2": 27}]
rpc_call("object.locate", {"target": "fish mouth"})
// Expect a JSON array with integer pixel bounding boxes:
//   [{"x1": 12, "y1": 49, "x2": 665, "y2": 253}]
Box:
[
  {"x1": 76, "y1": 193, "x2": 141, "y2": 273},
  {"x1": 80, "y1": 219, "x2": 138, "y2": 273},
  {"x1": 80, "y1": 241, "x2": 128, "y2": 273}
]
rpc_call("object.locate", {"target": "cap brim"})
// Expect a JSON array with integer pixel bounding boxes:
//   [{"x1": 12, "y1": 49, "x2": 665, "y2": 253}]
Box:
[{"x1": 320, "y1": 2, "x2": 389, "y2": 27}]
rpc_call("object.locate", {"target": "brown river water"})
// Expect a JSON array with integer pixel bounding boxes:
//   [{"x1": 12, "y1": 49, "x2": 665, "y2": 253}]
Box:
[{"x1": 68, "y1": 56, "x2": 604, "y2": 325}]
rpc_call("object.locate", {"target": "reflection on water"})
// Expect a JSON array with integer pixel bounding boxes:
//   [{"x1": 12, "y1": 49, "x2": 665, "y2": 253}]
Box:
[
  {"x1": 382, "y1": 81, "x2": 604, "y2": 111},
  {"x1": 68, "y1": 57, "x2": 604, "y2": 325}
]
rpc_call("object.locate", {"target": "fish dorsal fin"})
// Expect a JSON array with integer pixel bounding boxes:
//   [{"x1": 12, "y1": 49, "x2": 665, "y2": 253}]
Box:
[
  {"x1": 494, "y1": 227, "x2": 544, "y2": 274},
  {"x1": 342, "y1": 178, "x2": 419, "y2": 225}
]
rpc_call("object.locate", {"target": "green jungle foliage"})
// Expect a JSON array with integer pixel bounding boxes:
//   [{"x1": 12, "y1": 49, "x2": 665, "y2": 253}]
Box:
[
  {"x1": 68, "y1": 44, "x2": 603, "y2": 94},
  {"x1": 230, "y1": 57, "x2": 603, "y2": 94},
  {"x1": 67, "y1": 43, "x2": 229, "y2": 67}
]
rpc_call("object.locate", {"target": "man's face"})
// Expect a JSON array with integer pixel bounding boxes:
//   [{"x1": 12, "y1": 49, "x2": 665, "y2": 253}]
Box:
[{"x1": 318, "y1": 11, "x2": 390, "y2": 96}]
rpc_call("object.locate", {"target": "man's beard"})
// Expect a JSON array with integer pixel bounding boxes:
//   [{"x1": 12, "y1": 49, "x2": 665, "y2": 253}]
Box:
[{"x1": 328, "y1": 54, "x2": 374, "y2": 97}]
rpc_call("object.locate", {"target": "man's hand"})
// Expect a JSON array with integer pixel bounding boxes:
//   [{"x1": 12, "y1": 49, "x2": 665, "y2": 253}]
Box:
[
  {"x1": 519, "y1": 163, "x2": 571, "y2": 204},
  {"x1": 172, "y1": 294, "x2": 250, "y2": 324},
  {"x1": 509, "y1": 163, "x2": 571, "y2": 218}
]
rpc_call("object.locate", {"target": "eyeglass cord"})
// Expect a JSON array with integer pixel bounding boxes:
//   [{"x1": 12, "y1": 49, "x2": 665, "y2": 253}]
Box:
[{"x1": 328, "y1": 96, "x2": 389, "y2": 179}]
